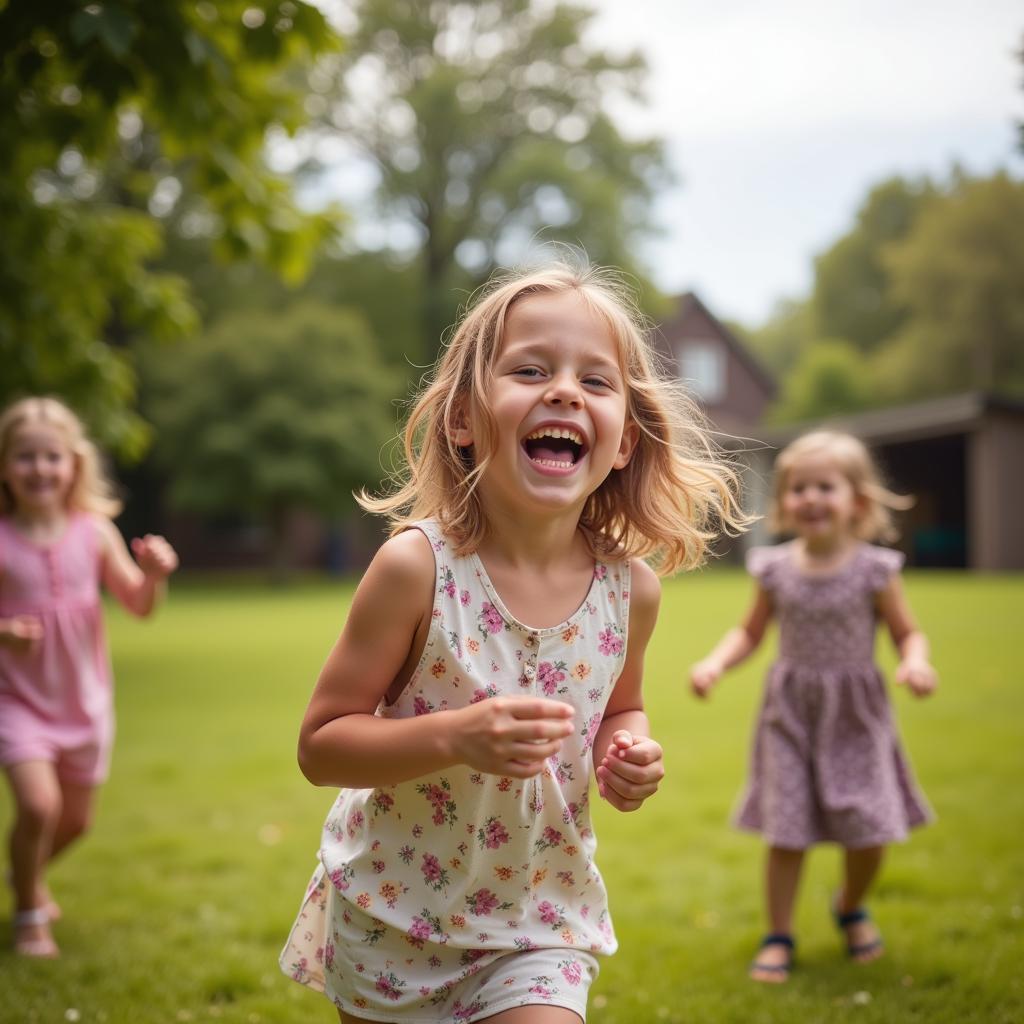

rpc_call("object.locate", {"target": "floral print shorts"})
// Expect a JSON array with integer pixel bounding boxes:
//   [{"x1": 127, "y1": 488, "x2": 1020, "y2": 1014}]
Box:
[{"x1": 281, "y1": 869, "x2": 599, "y2": 1022}]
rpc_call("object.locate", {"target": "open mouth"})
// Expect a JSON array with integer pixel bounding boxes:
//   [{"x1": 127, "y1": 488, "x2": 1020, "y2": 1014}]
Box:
[{"x1": 522, "y1": 426, "x2": 585, "y2": 468}]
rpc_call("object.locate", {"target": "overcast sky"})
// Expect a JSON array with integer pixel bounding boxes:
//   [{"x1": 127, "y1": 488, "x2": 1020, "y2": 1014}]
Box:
[{"x1": 583, "y1": 0, "x2": 1023, "y2": 324}]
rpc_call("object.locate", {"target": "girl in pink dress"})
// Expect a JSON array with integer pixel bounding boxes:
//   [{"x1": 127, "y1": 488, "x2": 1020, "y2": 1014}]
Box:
[
  {"x1": 690, "y1": 430, "x2": 936, "y2": 983},
  {"x1": 279, "y1": 261, "x2": 751, "y2": 1023},
  {"x1": 0, "y1": 397, "x2": 178, "y2": 958}
]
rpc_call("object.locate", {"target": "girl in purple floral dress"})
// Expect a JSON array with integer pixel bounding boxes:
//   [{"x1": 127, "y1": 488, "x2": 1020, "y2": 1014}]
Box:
[
  {"x1": 279, "y1": 261, "x2": 749, "y2": 1023},
  {"x1": 690, "y1": 430, "x2": 936, "y2": 983}
]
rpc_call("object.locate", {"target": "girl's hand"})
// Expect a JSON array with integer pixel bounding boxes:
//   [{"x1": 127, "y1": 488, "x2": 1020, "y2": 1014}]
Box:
[
  {"x1": 689, "y1": 658, "x2": 723, "y2": 699},
  {"x1": 895, "y1": 657, "x2": 938, "y2": 697},
  {"x1": 596, "y1": 730, "x2": 665, "y2": 812},
  {"x1": 131, "y1": 535, "x2": 179, "y2": 579},
  {"x1": 0, "y1": 614, "x2": 43, "y2": 653},
  {"x1": 450, "y1": 697, "x2": 574, "y2": 778}
]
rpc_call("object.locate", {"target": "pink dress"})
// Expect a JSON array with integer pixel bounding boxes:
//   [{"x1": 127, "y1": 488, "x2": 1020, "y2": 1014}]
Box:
[
  {"x1": 0, "y1": 513, "x2": 114, "y2": 785},
  {"x1": 734, "y1": 542, "x2": 933, "y2": 850}
]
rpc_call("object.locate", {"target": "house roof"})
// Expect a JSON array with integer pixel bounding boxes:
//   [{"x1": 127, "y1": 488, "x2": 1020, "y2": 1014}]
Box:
[
  {"x1": 656, "y1": 292, "x2": 776, "y2": 396},
  {"x1": 758, "y1": 392, "x2": 1024, "y2": 448}
]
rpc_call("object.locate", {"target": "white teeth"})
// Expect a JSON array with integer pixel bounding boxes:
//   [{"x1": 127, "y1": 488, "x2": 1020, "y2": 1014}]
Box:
[{"x1": 524, "y1": 427, "x2": 583, "y2": 445}]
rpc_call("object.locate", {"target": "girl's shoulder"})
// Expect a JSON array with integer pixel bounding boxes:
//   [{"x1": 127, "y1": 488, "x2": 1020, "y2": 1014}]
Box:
[
  {"x1": 859, "y1": 543, "x2": 905, "y2": 592},
  {"x1": 744, "y1": 541, "x2": 794, "y2": 589}
]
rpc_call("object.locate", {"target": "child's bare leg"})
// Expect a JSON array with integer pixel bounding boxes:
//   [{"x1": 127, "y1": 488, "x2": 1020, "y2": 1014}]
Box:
[
  {"x1": 837, "y1": 844, "x2": 885, "y2": 962},
  {"x1": 750, "y1": 845, "x2": 804, "y2": 982},
  {"x1": 5, "y1": 761, "x2": 61, "y2": 954},
  {"x1": 48, "y1": 780, "x2": 96, "y2": 862}
]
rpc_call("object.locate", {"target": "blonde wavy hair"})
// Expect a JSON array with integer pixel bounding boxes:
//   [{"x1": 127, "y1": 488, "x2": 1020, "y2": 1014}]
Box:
[
  {"x1": 769, "y1": 430, "x2": 912, "y2": 543},
  {"x1": 360, "y1": 261, "x2": 752, "y2": 575},
  {"x1": 0, "y1": 397, "x2": 122, "y2": 518}
]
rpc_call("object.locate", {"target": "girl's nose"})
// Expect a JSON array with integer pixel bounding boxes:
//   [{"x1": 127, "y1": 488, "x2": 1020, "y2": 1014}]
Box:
[{"x1": 544, "y1": 372, "x2": 584, "y2": 408}]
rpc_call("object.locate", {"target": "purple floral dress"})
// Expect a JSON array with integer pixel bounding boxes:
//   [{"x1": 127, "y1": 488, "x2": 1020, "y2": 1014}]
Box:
[
  {"x1": 734, "y1": 542, "x2": 933, "y2": 850},
  {"x1": 280, "y1": 520, "x2": 631, "y2": 1019}
]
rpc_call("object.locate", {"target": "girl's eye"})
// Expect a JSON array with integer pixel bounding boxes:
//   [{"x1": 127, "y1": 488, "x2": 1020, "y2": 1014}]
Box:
[
  {"x1": 583, "y1": 376, "x2": 611, "y2": 389},
  {"x1": 513, "y1": 367, "x2": 543, "y2": 378}
]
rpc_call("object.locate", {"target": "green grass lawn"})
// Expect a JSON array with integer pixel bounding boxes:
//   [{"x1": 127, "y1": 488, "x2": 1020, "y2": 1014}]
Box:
[{"x1": 3, "y1": 570, "x2": 1022, "y2": 1023}]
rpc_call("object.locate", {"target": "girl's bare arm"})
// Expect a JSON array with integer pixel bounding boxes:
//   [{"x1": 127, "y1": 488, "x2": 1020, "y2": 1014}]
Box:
[
  {"x1": 298, "y1": 530, "x2": 574, "y2": 789},
  {"x1": 690, "y1": 584, "x2": 773, "y2": 697}
]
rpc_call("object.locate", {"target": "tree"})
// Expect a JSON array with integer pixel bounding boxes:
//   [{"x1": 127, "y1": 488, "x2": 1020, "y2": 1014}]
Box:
[
  {"x1": 768, "y1": 340, "x2": 874, "y2": 424},
  {"x1": 810, "y1": 177, "x2": 934, "y2": 354},
  {"x1": 143, "y1": 302, "x2": 401, "y2": 574},
  {"x1": 305, "y1": 0, "x2": 670, "y2": 358},
  {"x1": 877, "y1": 172, "x2": 1024, "y2": 400},
  {"x1": 0, "y1": 1, "x2": 339, "y2": 457}
]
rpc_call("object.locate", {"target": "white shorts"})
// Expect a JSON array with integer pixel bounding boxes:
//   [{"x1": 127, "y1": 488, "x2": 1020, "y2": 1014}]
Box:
[{"x1": 281, "y1": 867, "x2": 600, "y2": 1022}]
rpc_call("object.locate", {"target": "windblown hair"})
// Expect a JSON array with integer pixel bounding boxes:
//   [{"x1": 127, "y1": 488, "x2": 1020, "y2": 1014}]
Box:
[
  {"x1": 769, "y1": 430, "x2": 912, "y2": 543},
  {"x1": 0, "y1": 397, "x2": 122, "y2": 518},
  {"x1": 360, "y1": 260, "x2": 752, "y2": 575}
]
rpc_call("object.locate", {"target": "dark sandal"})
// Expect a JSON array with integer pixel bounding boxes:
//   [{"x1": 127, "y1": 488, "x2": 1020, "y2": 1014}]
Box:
[
  {"x1": 834, "y1": 905, "x2": 884, "y2": 960},
  {"x1": 749, "y1": 932, "x2": 795, "y2": 981}
]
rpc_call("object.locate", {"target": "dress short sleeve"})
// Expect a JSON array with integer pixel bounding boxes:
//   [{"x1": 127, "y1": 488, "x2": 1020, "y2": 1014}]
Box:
[
  {"x1": 865, "y1": 545, "x2": 905, "y2": 592},
  {"x1": 745, "y1": 545, "x2": 785, "y2": 591}
]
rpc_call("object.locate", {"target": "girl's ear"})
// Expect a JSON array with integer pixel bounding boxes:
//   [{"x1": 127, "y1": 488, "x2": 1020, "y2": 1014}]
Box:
[
  {"x1": 448, "y1": 403, "x2": 473, "y2": 448},
  {"x1": 612, "y1": 420, "x2": 640, "y2": 470}
]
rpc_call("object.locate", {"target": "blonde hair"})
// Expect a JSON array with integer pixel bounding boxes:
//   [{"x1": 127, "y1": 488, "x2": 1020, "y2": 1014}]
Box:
[
  {"x1": 0, "y1": 397, "x2": 122, "y2": 518},
  {"x1": 769, "y1": 430, "x2": 912, "y2": 543},
  {"x1": 360, "y1": 261, "x2": 751, "y2": 575}
]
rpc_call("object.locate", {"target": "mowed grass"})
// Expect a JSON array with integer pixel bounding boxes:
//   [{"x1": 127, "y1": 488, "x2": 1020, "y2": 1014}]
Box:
[{"x1": 2, "y1": 570, "x2": 1022, "y2": 1023}]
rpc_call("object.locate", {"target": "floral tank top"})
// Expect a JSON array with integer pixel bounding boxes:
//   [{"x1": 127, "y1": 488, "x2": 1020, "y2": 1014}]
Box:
[{"x1": 317, "y1": 520, "x2": 632, "y2": 955}]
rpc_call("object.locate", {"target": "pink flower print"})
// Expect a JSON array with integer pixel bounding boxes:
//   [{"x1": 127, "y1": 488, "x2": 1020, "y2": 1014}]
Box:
[
  {"x1": 537, "y1": 900, "x2": 564, "y2": 927},
  {"x1": 430, "y1": 659, "x2": 446, "y2": 678},
  {"x1": 580, "y1": 711, "x2": 602, "y2": 754},
  {"x1": 561, "y1": 623, "x2": 581, "y2": 644},
  {"x1": 465, "y1": 887, "x2": 512, "y2": 917},
  {"x1": 420, "y1": 852, "x2": 450, "y2": 893},
  {"x1": 452, "y1": 998, "x2": 486, "y2": 1021},
  {"x1": 399, "y1": 844, "x2": 415, "y2": 864},
  {"x1": 413, "y1": 695, "x2": 433, "y2": 716},
  {"x1": 375, "y1": 970, "x2": 405, "y2": 1001},
  {"x1": 441, "y1": 567, "x2": 457, "y2": 599},
  {"x1": 467, "y1": 888, "x2": 499, "y2": 916},
  {"x1": 460, "y1": 589, "x2": 471, "y2": 606},
  {"x1": 324, "y1": 940, "x2": 335, "y2": 970},
  {"x1": 597, "y1": 625, "x2": 624, "y2": 656},
  {"x1": 412, "y1": 824, "x2": 423, "y2": 838},
  {"x1": 529, "y1": 981, "x2": 554, "y2": 999},
  {"x1": 587, "y1": 686, "x2": 602, "y2": 702},
  {"x1": 557, "y1": 870, "x2": 575, "y2": 887},
  {"x1": 329, "y1": 864, "x2": 354, "y2": 891},
  {"x1": 467, "y1": 637, "x2": 480, "y2": 654},
  {"x1": 537, "y1": 661, "x2": 567, "y2": 696},
  {"x1": 416, "y1": 778, "x2": 457, "y2": 827},
  {"x1": 594, "y1": 563, "x2": 608, "y2": 582},
  {"x1": 497, "y1": 777, "x2": 512, "y2": 792},
  {"x1": 470, "y1": 684, "x2": 499, "y2": 704},
  {"x1": 477, "y1": 816, "x2": 510, "y2": 850},
  {"x1": 407, "y1": 916, "x2": 432, "y2": 949},
  {"x1": 346, "y1": 809, "x2": 365, "y2": 838},
  {"x1": 449, "y1": 913, "x2": 467, "y2": 928},
  {"x1": 560, "y1": 959, "x2": 583, "y2": 986},
  {"x1": 372, "y1": 859, "x2": 385, "y2": 874},
  {"x1": 478, "y1": 601, "x2": 505, "y2": 638},
  {"x1": 289, "y1": 956, "x2": 308, "y2": 981},
  {"x1": 533, "y1": 825, "x2": 562, "y2": 854},
  {"x1": 372, "y1": 791, "x2": 394, "y2": 816},
  {"x1": 356, "y1": 892, "x2": 371, "y2": 909}
]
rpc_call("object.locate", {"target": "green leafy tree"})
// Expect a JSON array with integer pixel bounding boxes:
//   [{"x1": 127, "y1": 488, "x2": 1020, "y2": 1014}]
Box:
[
  {"x1": 307, "y1": 0, "x2": 670, "y2": 358},
  {"x1": 769, "y1": 340, "x2": 874, "y2": 424},
  {"x1": 877, "y1": 172, "x2": 1024, "y2": 400},
  {"x1": 143, "y1": 302, "x2": 400, "y2": 574},
  {"x1": 0, "y1": 1, "x2": 338, "y2": 456},
  {"x1": 810, "y1": 177, "x2": 934, "y2": 354}
]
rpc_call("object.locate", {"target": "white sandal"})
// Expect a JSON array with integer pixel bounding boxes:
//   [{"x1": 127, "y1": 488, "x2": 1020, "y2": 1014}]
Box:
[{"x1": 14, "y1": 906, "x2": 59, "y2": 958}]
